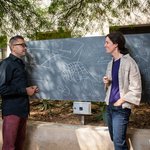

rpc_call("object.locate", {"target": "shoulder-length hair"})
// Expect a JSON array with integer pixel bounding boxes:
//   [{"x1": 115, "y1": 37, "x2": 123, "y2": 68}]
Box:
[{"x1": 106, "y1": 32, "x2": 129, "y2": 54}]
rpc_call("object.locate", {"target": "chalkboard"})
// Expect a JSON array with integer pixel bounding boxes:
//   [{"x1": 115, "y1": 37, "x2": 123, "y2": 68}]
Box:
[
  {"x1": 25, "y1": 36, "x2": 111, "y2": 101},
  {"x1": 125, "y1": 33, "x2": 150, "y2": 102},
  {"x1": 25, "y1": 33, "x2": 150, "y2": 102}
]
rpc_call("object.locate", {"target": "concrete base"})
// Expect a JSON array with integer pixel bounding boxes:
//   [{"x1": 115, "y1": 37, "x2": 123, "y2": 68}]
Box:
[{"x1": 0, "y1": 120, "x2": 150, "y2": 150}]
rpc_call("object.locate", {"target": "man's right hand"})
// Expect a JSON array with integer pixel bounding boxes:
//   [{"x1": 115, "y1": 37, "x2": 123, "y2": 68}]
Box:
[{"x1": 26, "y1": 86, "x2": 39, "y2": 96}]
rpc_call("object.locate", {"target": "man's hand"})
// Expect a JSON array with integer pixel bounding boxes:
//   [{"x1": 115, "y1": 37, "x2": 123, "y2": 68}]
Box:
[
  {"x1": 26, "y1": 86, "x2": 39, "y2": 96},
  {"x1": 32, "y1": 85, "x2": 39, "y2": 93}
]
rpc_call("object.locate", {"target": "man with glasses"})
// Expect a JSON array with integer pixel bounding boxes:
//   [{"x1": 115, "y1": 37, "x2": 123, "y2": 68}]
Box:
[{"x1": 0, "y1": 35, "x2": 38, "y2": 150}]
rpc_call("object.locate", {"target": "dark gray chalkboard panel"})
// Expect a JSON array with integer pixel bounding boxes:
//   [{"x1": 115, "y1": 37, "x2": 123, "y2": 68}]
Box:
[
  {"x1": 25, "y1": 33, "x2": 150, "y2": 102},
  {"x1": 25, "y1": 37, "x2": 111, "y2": 101},
  {"x1": 125, "y1": 33, "x2": 150, "y2": 102}
]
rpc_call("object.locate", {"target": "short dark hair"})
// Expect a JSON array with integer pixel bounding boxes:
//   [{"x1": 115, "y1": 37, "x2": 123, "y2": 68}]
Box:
[
  {"x1": 106, "y1": 32, "x2": 129, "y2": 54},
  {"x1": 9, "y1": 35, "x2": 24, "y2": 51},
  {"x1": 9, "y1": 35, "x2": 24, "y2": 45}
]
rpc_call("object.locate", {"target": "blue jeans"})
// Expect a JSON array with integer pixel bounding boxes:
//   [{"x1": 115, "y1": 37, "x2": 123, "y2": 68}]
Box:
[{"x1": 106, "y1": 104, "x2": 131, "y2": 150}]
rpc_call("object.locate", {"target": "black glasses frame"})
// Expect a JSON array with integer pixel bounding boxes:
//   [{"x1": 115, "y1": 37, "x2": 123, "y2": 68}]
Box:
[{"x1": 13, "y1": 43, "x2": 27, "y2": 48}]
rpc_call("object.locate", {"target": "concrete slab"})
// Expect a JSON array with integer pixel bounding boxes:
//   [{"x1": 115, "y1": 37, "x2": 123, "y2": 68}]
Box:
[{"x1": 0, "y1": 120, "x2": 150, "y2": 150}]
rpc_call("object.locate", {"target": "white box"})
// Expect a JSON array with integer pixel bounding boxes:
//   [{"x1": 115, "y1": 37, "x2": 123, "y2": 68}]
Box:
[{"x1": 73, "y1": 102, "x2": 91, "y2": 115}]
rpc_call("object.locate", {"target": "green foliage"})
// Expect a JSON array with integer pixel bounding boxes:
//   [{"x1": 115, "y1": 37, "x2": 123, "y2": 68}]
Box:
[
  {"x1": 48, "y1": 0, "x2": 150, "y2": 35},
  {"x1": 42, "y1": 99, "x2": 51, "y2": 110},
  {"x1": 1, "y1": 0, "x2": 149, "y2": 38},
  {"x1": 0, "y1": 0, "x2": 51, "y2": 35},
  {"x1": 0, "y1": 35, "x2": 7, "y2": 48},
  {"x1": 28, "y1": 28, "x2": 71, "y2": 40},
  {"x1": 92, "y1": 102, "x2": 107, "y2": 123}
]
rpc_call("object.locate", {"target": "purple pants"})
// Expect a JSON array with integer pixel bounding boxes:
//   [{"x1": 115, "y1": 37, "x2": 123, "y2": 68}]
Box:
[{"x1": 2, "y1": 115, "x2": 27, "y2": 150}]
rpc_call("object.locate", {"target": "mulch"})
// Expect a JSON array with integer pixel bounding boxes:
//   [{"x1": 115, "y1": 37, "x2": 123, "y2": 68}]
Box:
[{"x1": 29, "y1": 100, "x2": 150, "y2": 129}]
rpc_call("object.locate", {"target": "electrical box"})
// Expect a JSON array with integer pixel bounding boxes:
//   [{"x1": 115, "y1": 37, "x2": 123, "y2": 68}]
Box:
[{"x1": 73, "y1": 102, "x2": 91, "y2": 115}]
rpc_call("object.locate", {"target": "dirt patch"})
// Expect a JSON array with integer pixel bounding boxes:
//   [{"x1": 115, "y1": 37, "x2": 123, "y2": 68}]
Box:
[{"x1": 29, "y1": 100, "x2": 150, "y2": 129}]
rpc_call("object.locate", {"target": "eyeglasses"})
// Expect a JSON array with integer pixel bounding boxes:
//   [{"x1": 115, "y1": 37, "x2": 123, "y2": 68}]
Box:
[{"x1": 13, "y1": 43, "x2": 27, "y2": 48}]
